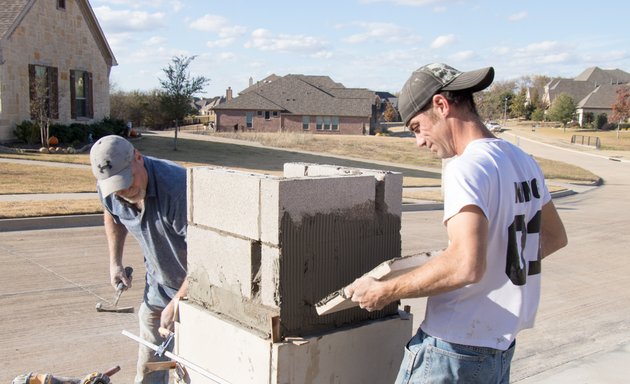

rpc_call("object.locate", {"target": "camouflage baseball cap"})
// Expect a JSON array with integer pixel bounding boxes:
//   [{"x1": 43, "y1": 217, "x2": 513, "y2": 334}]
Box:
[{"x1": 398, "y1": 63, "x2": 494, "y2": 126}]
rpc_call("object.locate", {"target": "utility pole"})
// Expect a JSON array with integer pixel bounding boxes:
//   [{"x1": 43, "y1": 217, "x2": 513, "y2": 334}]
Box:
[{"x1": 503, "y1": 97, "x2": 508, "y2": 123}]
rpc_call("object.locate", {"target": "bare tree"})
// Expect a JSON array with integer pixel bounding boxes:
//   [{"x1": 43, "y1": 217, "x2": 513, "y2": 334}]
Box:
[
  {"x1": 29, "y1": 65, "x2": 58, "y2": 147},
  {"x1": 159, "y1": 55, "x2": 209, "y2": 150}
]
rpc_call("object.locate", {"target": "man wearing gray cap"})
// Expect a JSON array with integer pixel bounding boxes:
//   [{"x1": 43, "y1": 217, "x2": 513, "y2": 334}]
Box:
[
  {"x1": 90, "y1": 135, "x2": 187, "y2": 384},
  {"x1": 346, "y1": 63, "x2": 567, "y2": 383}
]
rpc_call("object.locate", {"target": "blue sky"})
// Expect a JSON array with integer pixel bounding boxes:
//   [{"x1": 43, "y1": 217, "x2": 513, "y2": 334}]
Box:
[{"x1": 91, "y1": 0, "x2": 630, "y2": 98}]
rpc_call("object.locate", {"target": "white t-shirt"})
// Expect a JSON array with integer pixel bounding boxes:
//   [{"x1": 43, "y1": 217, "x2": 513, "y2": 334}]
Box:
[{"x1": 421, "y1": 138, "x2": 551, "y2": 351}]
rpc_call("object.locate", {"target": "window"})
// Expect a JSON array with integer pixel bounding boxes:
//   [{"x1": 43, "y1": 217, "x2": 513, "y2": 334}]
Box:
[
  {"x1": 272, "y1": 111, "x2": 278, "y2": 117},
  {"x1": 303, "y1": 116, "x2": 310, "y2": 130},
  {"x1": 246, "y1": 112, "x2": 253, "y2": 128},
  {"x1": 316, "y1": 116, "x2": 323, "y2": 130},
  {"x1": 332, "y1": 117, "x2": 339, "y2": 131},
  {"x1": 257, "y1": 111, "x2": 262, "y2": 116},
  {"x1": 57, "y1": 0, "x2": 66, "y2": 9},
  {"x1": 29, "y1": 64, "x2": 59, "y2": 119},
  {"x1": 70, "y1": 70, "x2": 93, "y2": 119},
  {"x1": 265, "y1": 111, "x2": 270, "y2": 120},
  {"x1": 324, "y1": 117, "x2": 331, "y2": 130}
]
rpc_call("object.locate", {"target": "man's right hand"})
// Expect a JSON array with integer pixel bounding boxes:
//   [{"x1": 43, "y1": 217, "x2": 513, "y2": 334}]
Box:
[{"x1": 110, "y1": 264, "x2": 132, "y2": 289}]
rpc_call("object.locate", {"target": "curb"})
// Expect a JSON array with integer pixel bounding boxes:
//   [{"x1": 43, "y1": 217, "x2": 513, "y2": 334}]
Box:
[{"x1": 0, "y1": 213, "x2": 103, "y2": 232}]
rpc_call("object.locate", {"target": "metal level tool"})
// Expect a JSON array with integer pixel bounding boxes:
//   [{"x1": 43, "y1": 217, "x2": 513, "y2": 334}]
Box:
[{"x1": 122, "y1": 330, "x2": 230, "y2": 384}]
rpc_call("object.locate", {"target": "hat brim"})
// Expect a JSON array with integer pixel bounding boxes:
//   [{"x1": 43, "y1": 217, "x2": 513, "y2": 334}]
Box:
[
  {"x1": 442, "y1": 67, "x2": 494, "y2": 93},
  {"x1": 97, "y1": 166, "x2": 133, "y2": 197}
]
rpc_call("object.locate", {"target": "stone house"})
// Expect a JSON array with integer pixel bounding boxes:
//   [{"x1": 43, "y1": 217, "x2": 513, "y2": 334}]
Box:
[
  {"x1": 212, "y1": 74, "x2": 379, "y2": 135},
  {"x1": 0, "y1": 0, "x2": 117, "y2": 142}
]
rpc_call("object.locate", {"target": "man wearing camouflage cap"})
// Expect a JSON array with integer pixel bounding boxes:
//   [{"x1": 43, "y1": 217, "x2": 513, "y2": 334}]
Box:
[{"x1": 346, "y1": 64, "x2": 568, "y2": 383}]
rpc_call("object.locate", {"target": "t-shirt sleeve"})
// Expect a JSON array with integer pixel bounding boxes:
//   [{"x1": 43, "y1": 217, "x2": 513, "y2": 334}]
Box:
[{"x1": 442, "y1": 157, "x2": 492, "y2": 224}]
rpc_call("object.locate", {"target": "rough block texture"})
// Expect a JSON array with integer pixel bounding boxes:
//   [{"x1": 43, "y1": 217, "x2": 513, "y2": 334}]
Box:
[
  {"x1": 259, "y1": 175, "x2": 376, "y2": 245},
  {"x1": 176, "y1": 300, "x2": 412, "y2": 384},
  {"x1": 283, "y1": 162, "x2": 403, "y2": 216},
  {"x1": 187, "y1": 165, "x2": 402, "y2": 339},
  {"x1": 187, "y1": 224, "x2": 261, "y2": 300},
  {"x1": 188, "y1": 167, "x2": 264, "y2": 240}
]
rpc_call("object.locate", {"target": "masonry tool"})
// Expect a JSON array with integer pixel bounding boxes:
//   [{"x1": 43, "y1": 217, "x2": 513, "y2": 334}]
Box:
[
  {"x1": 96, "y1": 266, "x2": 134, "y2": 313},
  {"x1": 122, "y1": 330, "x2": 231, "y2": 384},
  {"x1": 12, "y1": 365, "x2": 120, "y2": 384}
]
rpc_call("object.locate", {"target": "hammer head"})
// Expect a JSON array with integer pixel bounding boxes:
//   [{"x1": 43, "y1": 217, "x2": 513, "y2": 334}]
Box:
[{"x1": 95, "y1": 302, "x2": 134, "y2": 313}]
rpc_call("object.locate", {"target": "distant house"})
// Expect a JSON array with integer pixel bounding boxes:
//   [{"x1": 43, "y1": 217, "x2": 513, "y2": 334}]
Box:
[
  {"x1": 0, "y1": 0, "x2": 117, "y2": 142},
  {"x1": 543, "y1": 67, "x2": 630, "y2": 126},
  {"x1": 212, "y1": 74, "x2": 379, "y2": 135}
]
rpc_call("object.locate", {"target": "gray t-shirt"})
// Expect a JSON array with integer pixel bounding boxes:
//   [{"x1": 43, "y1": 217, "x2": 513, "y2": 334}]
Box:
[{"x1": 100, "y1": 156, "x2": 187, "y2": 308}]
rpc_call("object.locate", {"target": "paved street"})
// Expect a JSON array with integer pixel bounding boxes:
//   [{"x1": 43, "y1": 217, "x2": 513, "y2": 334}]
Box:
[{"x1": 0, "y1": 129, "x2": 628, "y2": 382}]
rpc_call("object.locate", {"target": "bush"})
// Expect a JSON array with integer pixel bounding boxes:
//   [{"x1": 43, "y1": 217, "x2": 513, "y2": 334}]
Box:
[
  {"x1": 14, "y1": 120, "x2": 41, "y2": 145},
  {"x1": 595, "y1": 113, "x2": 608, "y2": 130}
]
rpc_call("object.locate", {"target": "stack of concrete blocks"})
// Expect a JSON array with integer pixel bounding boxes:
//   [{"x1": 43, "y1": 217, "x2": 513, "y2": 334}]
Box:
[{"x1": 177, "y1": 163, "x2": 413, "y2": 383}]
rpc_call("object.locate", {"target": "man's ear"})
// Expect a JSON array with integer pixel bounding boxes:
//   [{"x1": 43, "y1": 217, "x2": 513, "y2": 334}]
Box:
[{"x1": 432, "y1": 94, "x2": 449, "y2": 116}]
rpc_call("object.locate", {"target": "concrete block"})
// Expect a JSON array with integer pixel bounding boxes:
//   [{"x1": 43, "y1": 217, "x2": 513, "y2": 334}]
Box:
[
  {"x1": 188, "y1": 167, "x2": 264, "y2": 240},
  {"x1": 187, "y1": 224, "x2": 261, "y2": 300},
  {"x1": 176, "y1": 300, "x2": 271, "y2": 384},
  {"x1": 283, "y1": 162, "x2": 403, "y2": 215},
  {"x1": 176, "y1": 300, "x2": 413, "y2": 384},
  {"x1": 260, "y1": 244, "x2": 280, "y2": 309},
  {"x1": 259, "y1": 175, "x2": 376, "y2": 245}
]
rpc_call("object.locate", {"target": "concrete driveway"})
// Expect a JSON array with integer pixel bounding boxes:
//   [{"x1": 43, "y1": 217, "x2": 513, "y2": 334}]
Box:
[{"x1": 1, "y1": 130, "x2": 628, "y2": 383}]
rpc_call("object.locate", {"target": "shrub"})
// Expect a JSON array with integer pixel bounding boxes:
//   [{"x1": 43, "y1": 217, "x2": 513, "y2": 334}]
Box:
[
  {"x1": 14, "y1": 120, "x2": 40, "y2": 145},
  {"x1": 595, "y1": 113, "x2": 608, "y2": 130}
]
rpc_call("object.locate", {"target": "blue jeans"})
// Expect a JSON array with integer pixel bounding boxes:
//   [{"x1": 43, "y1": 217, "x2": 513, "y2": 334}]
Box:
[{"x1": 395, "y1": 329, "x2": 516, "y2": 384}]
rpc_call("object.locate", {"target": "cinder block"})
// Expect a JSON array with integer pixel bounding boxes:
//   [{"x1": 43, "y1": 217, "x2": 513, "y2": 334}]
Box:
[
  {"x1": 176, "y1": 300, "x2": 413, "y2": 384},
  {"x1": 260, "y1": 244, "x2": 280, "y2": 309},
  {"x1": 176, "y1": 300, "x2": 271, "y2": 384},
  {"x1": 187, "y1": 224, "x2": 261, "y2": 300},
  {"x1": 259, "y1": 175, "x2": 376, "y2": 245},
  {"x1": 188, "y1": 167, "x2": 264, "y2": 240},
  {"x1": 283, "y1": 162, "x2": 403, "y2": 215}
]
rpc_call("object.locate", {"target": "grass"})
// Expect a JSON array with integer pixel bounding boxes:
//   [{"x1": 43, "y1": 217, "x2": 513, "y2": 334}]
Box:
[
  {"x1": 507, "y1": 122, "x2": 630, "y2": 151},
  {"x1": 0, "y1": 128, "x2": 603, "y2": 218}
]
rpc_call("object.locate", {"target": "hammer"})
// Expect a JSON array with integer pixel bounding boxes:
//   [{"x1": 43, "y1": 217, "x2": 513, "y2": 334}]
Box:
[{"x1": 96, "y1": 266, "x2": 134, "y2": 313}]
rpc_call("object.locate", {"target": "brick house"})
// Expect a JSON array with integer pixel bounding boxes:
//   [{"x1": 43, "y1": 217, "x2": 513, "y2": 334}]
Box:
[
  {"x1": 0, "y1": 0, "x2": 117, "y2": 142},
  {"x1": 213, "y1": 74, "x2": 379, "y2": 135}
]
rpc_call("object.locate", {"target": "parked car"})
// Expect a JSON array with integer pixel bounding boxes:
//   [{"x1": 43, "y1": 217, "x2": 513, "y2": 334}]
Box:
[{"x1": 486, "y1": 121, "x2": 502, "y2": 133}]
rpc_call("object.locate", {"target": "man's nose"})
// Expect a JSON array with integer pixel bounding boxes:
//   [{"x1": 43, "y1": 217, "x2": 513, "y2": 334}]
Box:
[{"x1": 415, "y1": 134, "x2": 427, "y2": 148}]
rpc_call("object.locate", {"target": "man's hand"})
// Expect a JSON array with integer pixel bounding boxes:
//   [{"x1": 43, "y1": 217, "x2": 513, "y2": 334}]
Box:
[
  {"x1": 345, "y1": 277, "x2": 390, "y2": 312},
  {"x1": 110, "y1": 264, "x2": 132, "y2": 289},
  {"x1": 160, "y1": 297, "x2": 179, "y2": 334}
]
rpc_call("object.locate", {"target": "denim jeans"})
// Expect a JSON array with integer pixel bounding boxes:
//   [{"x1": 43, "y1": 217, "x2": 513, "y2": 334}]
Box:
[
  {"x1": 395, "y1": 329, "x2": 516, "y2": 384},
  {"x1": 135, "y1": 302, "x2": 172, "y2": 384}
]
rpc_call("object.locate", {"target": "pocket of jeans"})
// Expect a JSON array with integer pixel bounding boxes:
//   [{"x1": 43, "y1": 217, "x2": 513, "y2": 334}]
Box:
[
  {"x1": 396, "y1": 339, "x2": 421, "y2": 384},
  {"x1": 424, "y1": 344, "x2": 487, "y2": 382}
]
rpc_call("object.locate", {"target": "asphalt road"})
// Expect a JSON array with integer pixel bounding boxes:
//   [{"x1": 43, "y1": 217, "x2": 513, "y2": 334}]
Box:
[{"x1": 1, "y1": 130, "x2": 628, "y2": 383}]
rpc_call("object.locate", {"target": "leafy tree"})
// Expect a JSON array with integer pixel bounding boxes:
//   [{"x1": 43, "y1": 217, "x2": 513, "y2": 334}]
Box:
[
  {"x1": 530, "y1": 107, "x2": 545, "y2": 122},
  {"x1": 383, "y1": 101, "x2": 397, "y2": 122},
  {"x1": 547, "y1": 92, "x2": 576, "y2": 126},
  {"x1": 611, "y1": 86, "x2": 630, "y2": 137},
  {"x1": 159, "y1": 55, "x2": 209, "y2": 150},
  {"x1": 510, "y1": 88, "x2": 529, "y2": 119}
]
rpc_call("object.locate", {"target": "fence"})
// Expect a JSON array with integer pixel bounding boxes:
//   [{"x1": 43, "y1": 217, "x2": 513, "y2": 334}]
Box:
[{"x1": 571, "y1": 134, "x2": 601, "y2": 149}]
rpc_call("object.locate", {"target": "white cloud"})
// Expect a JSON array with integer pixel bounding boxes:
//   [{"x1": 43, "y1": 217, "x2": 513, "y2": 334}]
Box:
[
  {"x1": 190, "y1": 14, "x2": 229, "y2": 32},
  {"x1": 431, "y1": 34, "x2": 456, "y2": 48},
  {"x1": 508, "y1": 11, "x2": 528, "y2": 21},
  {"x1": 206, "y1": 38, "x2": 236, "y2": 48},
  {"x1": 244, "y1": 28, "x2": 328, "y2": 55},
  {"x1": 93, "y1": 6, "x2": 167, "y2": 32},
  {"x1": 450, "y1": 50, "x2": 476, "y2": 61},
  {"x1": 343, "y1": 22, "x2": 419, "y2": 44}
]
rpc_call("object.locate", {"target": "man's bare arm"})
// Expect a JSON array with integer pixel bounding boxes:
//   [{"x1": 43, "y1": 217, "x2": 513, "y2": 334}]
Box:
[
  {"x1": 104, "y1": 210, "x2": 131, "y2": 288},
  {"x1": 540, "y1": 201, "x2": 568, "y2": 258}
]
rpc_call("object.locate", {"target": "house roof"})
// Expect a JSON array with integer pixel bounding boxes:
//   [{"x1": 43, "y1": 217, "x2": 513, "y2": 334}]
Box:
[
  {"x1": 577, "y1": 84, "x2": 626, "y2": 109},
  {"x1": 0, "y1": 0, "x2": 117, "y2": 66},
  {"x1": 215, "y1": 74, "x2": 374, "y2": 117},
  {"x1": 574, "y1": 67, "x2": 630, "y2": 85}
]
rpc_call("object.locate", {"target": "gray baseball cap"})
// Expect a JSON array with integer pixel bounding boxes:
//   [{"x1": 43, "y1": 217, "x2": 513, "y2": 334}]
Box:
[
  {"x1": 398, "y1": 63, "x2": 494, "y2": 126},
  {"x1": 89, "y1": 135, "x2": 135, "y2": 197}
]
